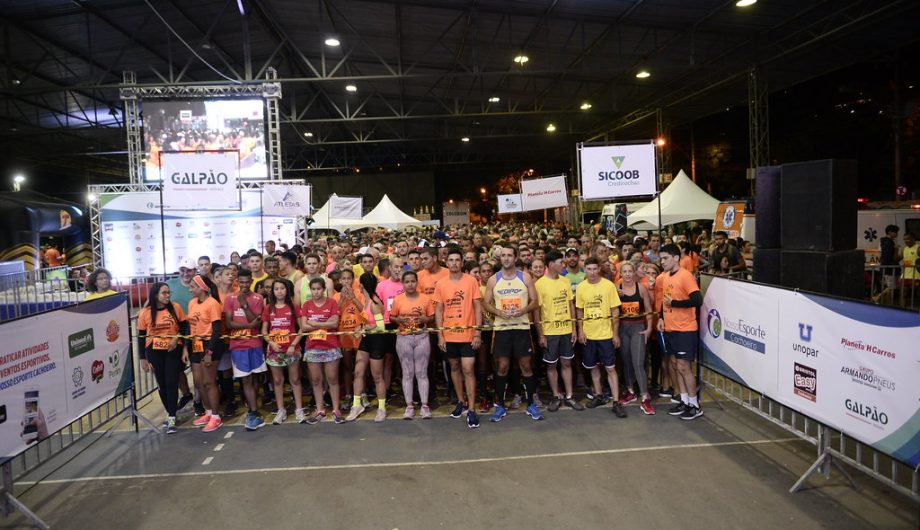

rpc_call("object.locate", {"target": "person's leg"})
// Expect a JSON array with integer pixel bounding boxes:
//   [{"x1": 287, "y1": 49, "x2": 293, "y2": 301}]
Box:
[
  {"x1": 519, "y1": 355, "x2": 537, "y2": 405},
  {"x1": 324, "y1": 360, "x2": 341, "y2": 413},
  {"x1": 414, "y1": 334, "x2": 431, "y2": 406},
  {"x1": 546, "y1": 361, "x2": 560, "y2": 398},
  {"x1": 307, "y1": 362, "x2": 325, "y2": 413},
  {"x1": 148, "y1": 350, "x2": 171, "y2": 415},
  {"x1": 448, "y1": 357, "x2": 466, "y2": 404},
  {"x1": 396, "y1": 336, "x2": 416, "y2": 405},
  {"x1": 163, "y1": 350, "x2": 182, "y2": 417},
  {"x1": 203, "y1": 363, "x2": 220, "y2": 415},
  {"x1": 342, "y1": 347, "x2": 355, "y2": 400},
  {"x1": 384, "y1": 352, "x2": 395, "y2": 393},
  {"x1": 461, "y1": 356, "x2": 477, "y2": 408},
  {"x1": 619, "y1": 327, "x2": 634, "y2": 395},
  {"x1": 493, "y1": 356, "x2": 511, "y2": 407},
  {"x1": 560, "y1": 357, "x2": 575, "y2": 398},
  {"x1": 353, "y1": 350, "x2": 369, "y2": 399},
  {"x1": 630, "y1": 329, "x2": 649, "y2": 399},
  {"x1": 590, "y1": 366, "x2": 603, "y2": 396},
  {"x1": 220, "y1": 368, "x2": 235, "y2": 405},
  {"x1": 477, "y1": 331, "x2": 491, "y2": 402},
  {"x1": 240, "y1": 374, "x2": 258, "y2": 411},
  {"x1": 676, "y1": 359, "x2": 697, "y2": 398},
  {"x1": 287, "y1": 362, "x2": 303, "y2": 411},
  {"x1": 370, "y1": 358, "x2": 386, "y2": 405},
  {"x1": 649, "y1": 335, "x2": 661, "y2": 390},
  {"x1": 270, "y1": 365, "x2": 286, "y2": 411},
  {"x1": 605, "y1": 366, "x2": 620, "y2": 403}
]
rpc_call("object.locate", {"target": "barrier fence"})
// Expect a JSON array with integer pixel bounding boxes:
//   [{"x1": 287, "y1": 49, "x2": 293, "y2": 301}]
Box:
[{"x1": 698, "y1": 273, "x2": 920, "y2": 501}]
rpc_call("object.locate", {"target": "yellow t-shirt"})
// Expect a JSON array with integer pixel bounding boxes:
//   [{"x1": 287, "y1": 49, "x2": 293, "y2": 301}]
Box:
[
  {"x1": 575, "y1": 278, "x2": 620, "y2": 340},
  {"x1": 352, "y1": 264, "x2": 380, "y2": 280},
  {"x1": 491, "y1": 271, "x2": 530, "y2": 331},
  {"x1": 250, "y1": 272, "x2": 269, "y2": 291},
  {"x1": 535, "y1": 275, "x2": 574, "y2": 336},
  {"x1": 903, "y1": 244, "x2": 919, "y2": 280},
  {"x1": 85, "y1": 289, "x2": 117, "y2": 301}
]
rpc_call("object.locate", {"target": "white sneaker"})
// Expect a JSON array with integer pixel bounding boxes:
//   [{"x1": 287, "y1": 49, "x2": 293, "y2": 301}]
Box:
[
  {"x1": 403, "y1": 406, "x2": 415, "y2": 420},
  {"x1": 510, "y1": 394, "x2": 523, "y2": 409},
  {"x1": 345, "y1": 404, "x2": 365, "y2": 422},
  {"x1": 374, "y1": 408, "x2": 387, "y2": 423},
  {"x1": 295, "y1": 408, "x2": 307, "y2": 423},
  {"x1": 272, "y1": 409, "x2": 287, "y2": 425}
]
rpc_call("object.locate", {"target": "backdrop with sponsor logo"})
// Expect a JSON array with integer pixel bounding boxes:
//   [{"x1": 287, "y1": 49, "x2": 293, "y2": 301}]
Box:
[
  {"x1": 497, "y1": 194, "x2": 523, "y2": 214},
  {"x1": 578, "y1": 142, "x2": 657, "y2": 200},
  {"x1": 520, "y1": 176, "x2": 568, "y2": 211},
  {"x1": 701, "y1": 275, "x2": 920, "y2": 466},
  {"x1": 0, "y1": 294, "x2": 131, "y2": 460},
  {"x1": 100, "y1": 190, "x2": 296, "y2": 277},
  {"x1": 442, "y1": 202, "x2": 470, "y2": 225},
  {"x1": 261, "y1": 184, "x2": 310, "y2": 217},
  {"x1": 160, "y1": 151, "x2": 242, "y2": 211}
]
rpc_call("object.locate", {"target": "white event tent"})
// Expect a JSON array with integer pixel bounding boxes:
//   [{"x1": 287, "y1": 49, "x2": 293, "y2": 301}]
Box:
[
  {"x1": 309, "y1": 194, "x2": 365, "y2": 231},
  {"x1": 351, "y1": 194, "x2": 423, "y2": 230},
  {"x1": 627, "y1": 169, "x2": 719, "y2": 228}
]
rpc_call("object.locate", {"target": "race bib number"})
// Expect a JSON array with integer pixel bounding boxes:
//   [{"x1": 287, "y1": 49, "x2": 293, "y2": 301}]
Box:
[
  {"x1": 501, "y1": 298, "x2": 522, "y2": 311},
  {"x1": 621, "y1": 301, "x2": 640, "y2": 317},
  {"x1": 229, "y1": 329, "x2": 251, "y2": 339},
  {"x1": 152, "y1": 337, "x2": 169, "y2": 350},
  {"x1": 192, "y1": 339, "x2": 204, "y2": 353},
  {"x1": 270, "y1": 332, "x2": 292, "y2": 347},
  {"x1": 308, "y1": 330, "x2": 328, "y2": 342}
]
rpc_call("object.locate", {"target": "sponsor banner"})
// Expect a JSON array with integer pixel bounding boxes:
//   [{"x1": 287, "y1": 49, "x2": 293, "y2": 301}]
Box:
[
  {"x1": 442, "y1": 202, "x2": 470, "y2": 226},
  {"x1": 497, "y1": 194, "x2": 523, "y2": 214},
  {"x1": 701, "y1": 276, "x2": 920, "y2": 466},
  {"x1": 261, "y1": 184, "x2": 310, "y2": 216},
  {"x1": 520, "y1": 176, "x2": 568, "y2": 211},
  {"x1": 99, "y1": 190, "x2": 296, "y2": 277},
  {"x1": 579, "y1": 143, "x2": 657, "y2": 200},
  {"x1": 160, "y1": 151, "x2": 241, "y2": 211},
  {"x1": 0, "y1": 294, "x2": 131, "y2": 460},
  {"x1": 330, "y1": 196, "x2": 363, "y2": 220}
]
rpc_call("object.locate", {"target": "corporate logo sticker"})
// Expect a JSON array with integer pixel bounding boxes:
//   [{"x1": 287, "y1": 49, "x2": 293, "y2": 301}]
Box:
[
  {"x1": 611, "y1": 156, "x2": 625, "y2": 169},
  {"x1": 68, "y1": 329, "x2": 95, "y2": 358},
  {"x1": 793, "y1": 363, "x2": 817, "y2": 402},
  {"x1": 707, "y1": 309, "x2": 722, "y2": 339},
  {"x1": 91, "y1": 360, "x2": 104, "y2": 383}
]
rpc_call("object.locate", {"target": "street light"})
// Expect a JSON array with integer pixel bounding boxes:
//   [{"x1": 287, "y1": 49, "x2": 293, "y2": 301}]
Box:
[
  {"x1": 480, "y1": 187, "x2": 486, "y2": 194},
  {"x1": 12, "y1": 174, "x2": 25, "y2": 192}
]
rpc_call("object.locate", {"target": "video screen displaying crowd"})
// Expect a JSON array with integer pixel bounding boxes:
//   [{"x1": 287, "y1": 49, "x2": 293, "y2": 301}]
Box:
[{"x1": 85, "y1": 224, "x2": 752, "y2": 434}]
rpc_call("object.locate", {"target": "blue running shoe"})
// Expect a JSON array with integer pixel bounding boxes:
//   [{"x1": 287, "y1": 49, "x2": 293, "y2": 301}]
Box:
[
  {"x1": 467, "y1": 410, "x2": 480, "y2": 429},
  {"x1": 490, "y1": 405, "x2": 507, "y2": 423},
  {"x1": 526, "y1": 403, "x2": 545, "y2": 421},
  {"x1": 245, "y1": 412, "x2": 266, "y2": 431},
  {"x1": 450, "y1": 401, "x2": 467, "y2": 419}
]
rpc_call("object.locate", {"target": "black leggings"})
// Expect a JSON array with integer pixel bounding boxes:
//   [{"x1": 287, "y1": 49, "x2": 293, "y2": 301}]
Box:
[{"x1": 148, "y1": 348, "x2": 182, "y2": 417}]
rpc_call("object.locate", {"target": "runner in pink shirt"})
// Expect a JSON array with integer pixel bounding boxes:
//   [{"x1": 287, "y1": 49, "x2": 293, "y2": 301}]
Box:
[{"x1": 376, "y1": 257, "x2": 406, "y2": 395}]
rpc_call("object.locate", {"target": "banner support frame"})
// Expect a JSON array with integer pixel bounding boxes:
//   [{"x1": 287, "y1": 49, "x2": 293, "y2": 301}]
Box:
[
  {"x1": 790, "y1": 425, "x2": 857, "y2": 494},
  {"x1": 0, "y1": 461, "x2": 49, "y2": 530}
]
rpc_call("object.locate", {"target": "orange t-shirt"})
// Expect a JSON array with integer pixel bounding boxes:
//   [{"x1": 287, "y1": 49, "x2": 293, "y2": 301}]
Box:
[
  {"x1": 433, "y1": 273, "x2": 481, "y2": 343},
  {"x1": 680, "y1": 255, "x2": 695, "y2": 274},
  {"x1": 660, "y1": 268, "x2": 699, "y2": 332},
  {"x1": 334, "y1": 291, "x2": 366, "y2": 331},
  {"x1": 186, "y1": 296, "x2": 223, "y2": 352},
  {"x1": 390, "y1": 292, "x2": 434, "y2": 334},
  {"x1": 137, "y1": 302, "x2": 186, "y2": 350},
  {"x1": 417, "y1": 267, "x2": 449, "y2": 298}
]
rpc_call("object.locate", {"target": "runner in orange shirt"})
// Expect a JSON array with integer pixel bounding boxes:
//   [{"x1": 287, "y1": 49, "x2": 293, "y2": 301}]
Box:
[{"x1": 186, "y1": 275, "x2": 225, "y2": 432}]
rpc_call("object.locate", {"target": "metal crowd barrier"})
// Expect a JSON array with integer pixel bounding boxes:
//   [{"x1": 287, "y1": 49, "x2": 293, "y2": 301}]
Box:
[
  {"x1": 865, "y1": 264, "x2": 918, "y2": 310},
  {"x1": 701, "y1": 367, "x2": 919, "y2": 500},
  {"x1": 0, "y1": 265, "x2": 93, "y2": 322}
]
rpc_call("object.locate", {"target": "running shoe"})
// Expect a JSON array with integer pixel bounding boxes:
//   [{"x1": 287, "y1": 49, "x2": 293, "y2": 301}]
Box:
[
  {"x1": 450, "y1": 401, "x2": 467, "y2": 419},
  {"x1": 532, "y1": 393, "x2": 543, "y2": 409},
  {"x1": 177, "y1": 394, "x2": 193, "y2": 411},
  {"x1": 658, "y1": 387, "x2": 674, "y2": 398},
  {"x1": 345, "y1": 404, "x2": 365, "y2": 422},
  {"x1": 304, "y1": 411, "x2": 326, "y2": 425},
  {"x1": 547, "y1": 396, "x2": 562, "y2": 412},
  {"x1": 420, "y1": 405, "x2": 432, "y2": 419},
  {"x1": 333, "y1": 411, "x2": 345, "y2": 424},
  {"x1": 639, "y1": 399, "x2": 656, "y2": 416},
  {"x1": 375, "y1": 408, "x2": 387, "y2": 423},
  {"x1": 564, "y1": 396, "x2": 585, "y2": 411},
  {"x1": 403, "y1": 406, "x2": 415, "y2": 420},
  {"x1": 467, "y1": 410, "x2": 480, "y2": 429},
  {"x1": 202, "y1": 415, "x2": 223, "y2": 433},
  {"x1": 341, "y1": 396, "x2": 352, "y2": 413},
  {"x1": 160, "y1": 419, "x2": 169, "y2": 429},
  {"x1": 612, "y1": 403, "x2": 628, "y2": 418},
  {"x1": 489, "y1": 405, "x2": 507, "y2": 423},
  {"x1": 165, "y1": 417, "x2": 177, "y2": 434},
  {"x1": 222, "y1": 402, "x2": 238, "y2": 419},
  {"x1": 245, "y1": 412, "x2": 266, "y2": 431},
  {"x1": 361, "y1": 395, "x2": 371, "y2": 409},
  {"x1": 619, "y1": 390, "x2": 637, "y2": 405},
  {"x1": 602, "y1": 391, "x2": 613, "y2": 403},
  {"x1": 478, "y1": 396, "x2": 490, "y2": 413},
  {"x1": 509, "y1": 394, "x2": 523, "y2": 409},
  {"x1": 680, "y1": 405, "x2": 704, "y2": 421},
  {"x1": 295, "y1": 408, "x2": 307, "y2": 423},
  {"x1": 272, "y1": 409, "x2": 287, "y2": 425},
  {"x1": 526, "y1": 404, "x2": 545, "y2": 421},
  {"x1": 670, "y1": 395, "x2": 683, "y2": 404},
  {"x1": 585, "y1": 395, "x2": 606, "y2": 409},
  {"x1": 668, "y1": 403, "x2": 688, "y2": 416},
  {"x1": 192, "y1": 414, "x2": 211, "y2": 427},
  {"x1": 193, "y1": 401, "x2": 206, "y2": 417}
]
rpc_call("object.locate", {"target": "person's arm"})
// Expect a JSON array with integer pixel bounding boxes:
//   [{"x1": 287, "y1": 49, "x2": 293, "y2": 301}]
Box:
[
  {"x1": 669, "y1": 290, "x2": 702, "y2": 308},
  {"x1": 481, "y1": 276, "x2": 503, "y2": 317},
  {"x1": 610, "y1": 306, "x2": 620, "y2": 347},
  {"x1": 293, "y1": 278, "x2": 304, "y2": 307},
  {"x1": 206, "y1": 320, "x2": 221, "y2": 353},
  {"x1": 729, "y1": 248, "x2": 746, "y2": 272},
  {"x1": 313, "y1": 314, "x2": 340, "y2": 329},
  {"x1": 434, "y1": 301, "x2": 446, "y2": 351},
  {"x1": 576, "y1": 307, "x2": 586, "y2": 344},
  {"x1": 567, "y1": 297, "x2": 577, "y2": 344},
  {"x1": 520, "y1": 276, "x2": 540, "y2": 316},
  {"x1": 639, "y1": 285, "x2": 654, "y2": 339},
  {"x1": 471, "y1": 299, "x2": 483, "y2": 349}
]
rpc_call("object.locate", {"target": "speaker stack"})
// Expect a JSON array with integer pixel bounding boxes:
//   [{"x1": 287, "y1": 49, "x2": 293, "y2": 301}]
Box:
[{"x1": 755, "y1": 159, "x2": 864, "y2": 298}]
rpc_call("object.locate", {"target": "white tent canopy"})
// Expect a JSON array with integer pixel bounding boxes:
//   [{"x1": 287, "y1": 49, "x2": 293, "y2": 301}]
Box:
[
  {"x1": 351, "y1": 194, "x2": 423, "y2": 229},
  {"x1": 309, "y1": 194, "x2": 364, "y2": 231},
  {"x1": 627, "y1": 169, "x2": 719, "y2": 228}
]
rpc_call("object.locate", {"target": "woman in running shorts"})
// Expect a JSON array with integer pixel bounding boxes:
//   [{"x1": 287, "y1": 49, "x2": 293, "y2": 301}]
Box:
[
  {"x1": 137, "y1": 282, "x2": 187, "y2": 434},
  {"x1": 300, "y1": 278, "x2": 344, "y2": 424},
  {"x1": 616, "y1": 262, "x2": 655, "y2": 415},
  {"x1": 262, "y1": 278, "x2": 306, "y2": 424},
  {"x1": 389, "y1": 270, "x2": 435, "y2": 419},
  {"x1": 187, "y1": 275, "x2": 225, "y2": 432},
  {"x1": 345, "y1": 273, "x2": 387, "y2": 422},
  {"x1": 334, "y1": 268, "x2": 365, "y2": 411}
]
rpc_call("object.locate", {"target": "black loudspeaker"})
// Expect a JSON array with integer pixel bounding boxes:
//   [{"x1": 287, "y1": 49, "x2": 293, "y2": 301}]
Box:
[
  {"x1": 753, "y1": 248, "x2": 781, "y2": 285},
  {"x1": 755, "y1": 165, "x2": 781, "y2": 248},
  {"x1": 780, "y1": 249, "x2": 865, "y2": 299},
  {"x1": 780, "y1": 159, "x2": 857, "y2": 251}
]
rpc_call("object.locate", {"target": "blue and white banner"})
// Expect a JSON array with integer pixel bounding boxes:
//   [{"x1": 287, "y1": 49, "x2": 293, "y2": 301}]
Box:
[
  {"x1": 160, "y1": 151, "x2": 242, "y2": 211},
  {"x1": 0, "y1": 294, "x2": 131, "y2": 460},
  {"x1": 261, "y1": 184, "x2": 310, "y2": 217},
  {"x1": 701, "y1": 276, "x2": 920, "y2": 466}
]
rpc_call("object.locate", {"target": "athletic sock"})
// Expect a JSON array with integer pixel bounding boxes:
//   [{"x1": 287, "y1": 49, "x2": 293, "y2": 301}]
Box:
[
  {"x1": 524, "y1": 375, "x2": 537, "y2": 405},
  {"x1": 378, "y1": 398, "x2": 386, "y2": 410},
  {"x1": 494, "y1": 374, "x2": 508, "y2": 406},
  {"x1": 205, "y1": 409, "x2": 212, "y2": 417},
  {"x1": 688, "y1": 396, "x2": 699, "y2": 408},
  {"x1": 680, "y1": 392, "x2": 689, "y2": 404},
  {"x1": 353, "y1": 395, "x2": 362, "y2": 408}
]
